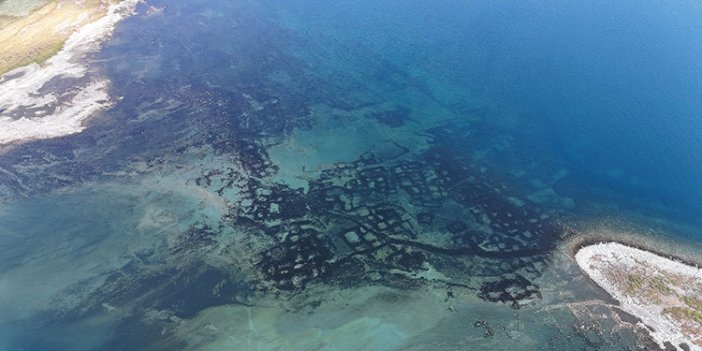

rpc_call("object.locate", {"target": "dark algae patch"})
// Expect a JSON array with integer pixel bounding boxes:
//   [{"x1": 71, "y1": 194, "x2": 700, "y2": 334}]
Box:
[{"x1": 371, "y1": 106, "x2": 411, "y2": 128}]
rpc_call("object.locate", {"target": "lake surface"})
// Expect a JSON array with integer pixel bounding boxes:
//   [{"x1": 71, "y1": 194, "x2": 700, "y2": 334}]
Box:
[{"x1": 1, "y1": 0, "x2": 701, "y2": 350}]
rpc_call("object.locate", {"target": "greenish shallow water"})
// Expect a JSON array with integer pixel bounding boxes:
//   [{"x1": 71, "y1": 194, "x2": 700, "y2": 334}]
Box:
[{"x1": 0, "y1": 0, "x2": 701, "y2": 350}]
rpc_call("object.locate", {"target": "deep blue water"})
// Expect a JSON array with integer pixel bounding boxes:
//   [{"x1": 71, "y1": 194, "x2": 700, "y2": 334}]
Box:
[
  {"x1": 483, "y1": 0, "x2": 702, "y2": 220},
  {"x1": 275, "y1": 0, "x2": 702, "y2": 226}
]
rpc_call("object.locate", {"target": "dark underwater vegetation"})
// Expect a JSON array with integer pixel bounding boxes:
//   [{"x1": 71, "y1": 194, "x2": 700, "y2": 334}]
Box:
[{"x1": 0, "y1": 0, "x2": 701, "y2": 350}]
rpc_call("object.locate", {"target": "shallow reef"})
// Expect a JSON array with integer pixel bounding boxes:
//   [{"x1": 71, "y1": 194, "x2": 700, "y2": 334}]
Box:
[{"x1": 0, "y1": 1, "x2": 691, "y2": 350}]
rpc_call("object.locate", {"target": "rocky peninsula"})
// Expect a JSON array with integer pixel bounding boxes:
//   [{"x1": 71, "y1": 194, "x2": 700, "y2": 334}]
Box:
[{"x1": 576, "y1": 242, "x2": 702, "y2": 350}]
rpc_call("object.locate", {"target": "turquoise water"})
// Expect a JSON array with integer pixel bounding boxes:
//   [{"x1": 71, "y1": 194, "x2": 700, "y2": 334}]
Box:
[{"x1": 0, "y1": 0, "x2": 701, "y2": 350}]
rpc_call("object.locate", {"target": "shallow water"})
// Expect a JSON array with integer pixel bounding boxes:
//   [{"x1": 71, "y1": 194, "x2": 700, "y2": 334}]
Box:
[{"x1": 0, "y1": 0, "x2": 701, "y2": 350}]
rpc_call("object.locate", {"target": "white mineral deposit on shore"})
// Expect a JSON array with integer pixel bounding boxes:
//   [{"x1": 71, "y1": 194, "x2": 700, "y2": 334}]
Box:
[{"x1": 0, "y1": 0, "x2": 140, "y2": 146}]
